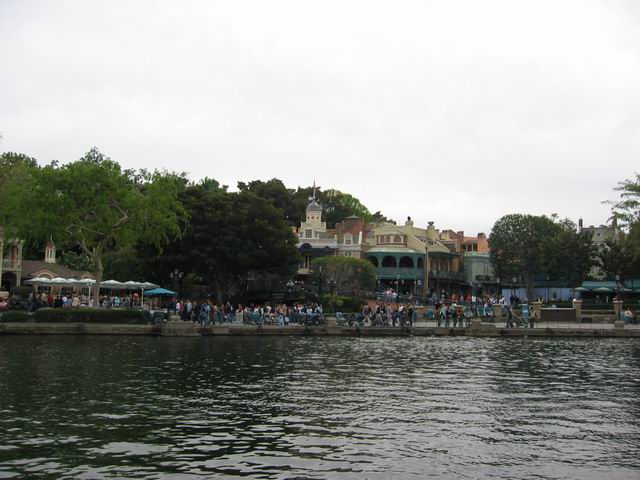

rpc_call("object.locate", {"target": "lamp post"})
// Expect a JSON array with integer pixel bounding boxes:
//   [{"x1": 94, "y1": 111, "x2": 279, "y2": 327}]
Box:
[
  {"x1": 329, "y1": 278, "x2": 336, "y2": 316},
  {"x1": 511, "y1": 276, "x2": 517, "y2": 305},
  {"x1": 318, "y1": 265, "x2": 323, "y2": 295},
  {"x1": 615, "y1": 274, "x2": 621, "y2": 302},
  {"x1": 170, "y1": 269, "x2": 183, "y2": 299},
  {"x1": 497, "y1": 277, "x2": 501, "y2": 300},
  {"x1": 396, "y1": 273, "x2": 400, "y2": 304},
  {"x1": 546, "y1": 275, "x2": 550, "y2": 304}
]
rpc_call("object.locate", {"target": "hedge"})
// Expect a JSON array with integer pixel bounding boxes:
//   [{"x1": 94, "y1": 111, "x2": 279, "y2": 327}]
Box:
[
  {"x1": 32, "y1": 308, "x2": 146, "y2": 324},
  {"x1": 0, "y1": 311, "x2": 31, "y2": 322},
  {"x1": 320, "y1": 294, "x2": 366, "y2": 313}
]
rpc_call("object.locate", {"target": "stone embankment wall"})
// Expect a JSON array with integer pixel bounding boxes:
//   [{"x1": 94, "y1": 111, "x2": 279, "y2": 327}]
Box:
[{"x1": 1, "y1": 319, "x2": 638, "y2": 338}]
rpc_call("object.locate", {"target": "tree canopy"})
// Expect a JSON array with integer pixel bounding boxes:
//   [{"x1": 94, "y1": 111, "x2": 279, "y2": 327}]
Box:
[
  {"x1": 599, "y1": 175, "x2": 640, "y2": 280},
  {"x1": 310, "y1": 256, "x2": 376, "y2": 293},
  {"x1": 237, "y1": 179, "x2": 389, "y2": 228},
  {"x1": 1, "y1": 147, "x2": 186, "y2": 303},
  {"x1": 489, "y1": 214, "x2": 594, "y2": 300},
  {"x1": 608, "y1": 173, "x2": 640, "y2": 227}
]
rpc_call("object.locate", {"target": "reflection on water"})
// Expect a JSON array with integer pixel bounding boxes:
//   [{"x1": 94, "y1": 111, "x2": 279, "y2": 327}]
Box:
[{"x1": 0, "y1": 336, "x2": 639, "y2": 479}]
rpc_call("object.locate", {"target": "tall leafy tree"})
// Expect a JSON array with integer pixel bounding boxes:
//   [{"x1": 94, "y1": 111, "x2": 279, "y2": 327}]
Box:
[
  {"x1": 310, "y1": 256, "x2": 376, "y2": 293},
  {"x1": 608, "y1": 173, "x2": 640, "y2": 226},
  {"x1": 539, "y1": 218, "x2": 595, "y2": 286},
  {"x1": 489, "y1": 214, "x2": 564, "y2": 301},
  {"x1": 175, "y1": 185, "x2": 300, "y2": 301},
  {"x1": 1, "y1": 147, "x2": 186, "y2": 303},
  {"x1": 599, "y1": 175, "x2": 640, "y2": 281}
]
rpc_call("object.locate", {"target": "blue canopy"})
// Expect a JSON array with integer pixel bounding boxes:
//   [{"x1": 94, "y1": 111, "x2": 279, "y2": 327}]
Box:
[{"x1": 143, "y1": 287, "x2": 176, "y2": 296}]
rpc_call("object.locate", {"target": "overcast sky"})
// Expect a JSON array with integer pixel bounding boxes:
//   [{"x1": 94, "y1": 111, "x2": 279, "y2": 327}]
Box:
[{"x1": 1, "y1": 0, "x2": 639, "y2": 234}]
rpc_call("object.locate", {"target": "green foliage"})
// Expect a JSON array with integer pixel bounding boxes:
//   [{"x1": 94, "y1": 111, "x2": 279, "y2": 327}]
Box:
[
  {"x1": 60, "y1": 250, "x2": 95, "y2": 272},
  {"x1": 489, "y1": 214, "x2": 594, "y2": 299},
  {"x1": 161, "y1": 185, "x2": 301, "y2": 301},
  {"x1": 311, "y1": 256, "x2": 376, "y2": 293},
  {"x1": 608, "y1": 173, "x2": 640, "y2": 226},
  {"x1": 539, "y1": 218, "x2": 595, "y2": 286},
  {"x1": 0, "y1": 311, "x2": 31, "y2": 322},
  {"x1": 32, "y1": 308, "x2": 145, "y2": 323},
  {"x1": 320, "y1": 294, "x2": 366, "y2": 312},
  {"x1": 238, "y1": 179, "x2": 386, "y2": 228},
  {"x1": 1, "y1": 147, "x2": 186, "y2": 303},
  {"x1": 598, "y1": 223, "x2": 640, "y2": 280},
  {"x1": 9, "y1": 286, "x2": 34, "y2": 298},
  {"x1": 320, "y1": 189, "x2": 372, "y2": 227}
]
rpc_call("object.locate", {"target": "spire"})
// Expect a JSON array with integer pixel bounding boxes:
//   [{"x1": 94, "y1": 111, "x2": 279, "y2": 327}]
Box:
[{"x1": 309, "y1": 178, "x2": 316, "y2": 203}]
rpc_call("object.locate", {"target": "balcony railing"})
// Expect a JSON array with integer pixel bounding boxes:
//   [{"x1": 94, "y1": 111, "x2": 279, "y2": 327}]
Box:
[
  {"x1": 429, "y1": 270, "x2": 465, "y2": 281},
  {"x1": 378, "y1": 268, "x2": 465, "y2": 281},
  {"x1": 378, "y1": 267, "x2": 423, "y2": 280}
]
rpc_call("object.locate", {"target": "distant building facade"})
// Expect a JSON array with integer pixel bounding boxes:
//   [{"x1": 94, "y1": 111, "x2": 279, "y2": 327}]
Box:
[
  {"x1": 294, "y1": 192, "x2": 337, "y2": 275},
  {"x1": 0, "y1": 229, "x2": 94, "y2": 294}
]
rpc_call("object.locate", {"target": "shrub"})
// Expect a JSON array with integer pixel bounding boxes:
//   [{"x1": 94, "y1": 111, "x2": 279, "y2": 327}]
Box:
[
  {"x1": 33, "y1": 308, "x2": 146, "y2": 324},
  {"x1": 320, "y1": 294, "x2": 366, "y2": 313},
  {"x1": 10, "y1": 286, "x2": 34, "y2": 298},
  {"x1": 0, "y1": 311, "x2": 31, "y2": 322}
]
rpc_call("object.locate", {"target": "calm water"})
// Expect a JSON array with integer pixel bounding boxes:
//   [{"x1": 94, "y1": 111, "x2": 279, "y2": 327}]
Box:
[{"x1": 0, "y1": 336, "x2": 639, "y2": 480}]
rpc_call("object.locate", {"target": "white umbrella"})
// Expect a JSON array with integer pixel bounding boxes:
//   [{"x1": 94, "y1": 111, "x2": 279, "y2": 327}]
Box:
[
  {"x1": 25, "y1": 277, "x2": 53, "y2": 285},
  {"x1": 138, "y1": 282, "x2": 159, "y2": 306},
  {"x1": 122, "y1": 281, "x2": 143, "y2": 290},
  {"x1": 100, "y1": 279, "x2": 125, "y2": 290}
]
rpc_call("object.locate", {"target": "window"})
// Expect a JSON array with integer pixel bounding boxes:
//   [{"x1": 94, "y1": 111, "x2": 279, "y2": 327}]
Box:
[
  {"x1": 345, "y1": 234, "x2": 352, "y2": 245},
  {"x1": 306, "y1": 229, "x2": 312, "y2": 238}
]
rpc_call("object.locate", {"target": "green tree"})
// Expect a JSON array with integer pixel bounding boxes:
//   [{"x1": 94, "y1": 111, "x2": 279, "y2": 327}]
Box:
[
  {"x1": 310, "y1": 256, "x2": 376, "y2": 293},
  {"x1": 489, "y1": 214, "x2": 565, "y2": 300},
  {"x1": 539, "y1": 218, "x2": 595, "y2": 286},
  {"x1": 1, "y1": 147, "x2": 186, "y2": 304},
  {"x1": 608, "y1": 173, "x2": 640, "y2": 226},
  {"x1": 241, "y1": 180, "x2": 387, "y2": 228},
  {"x1": 598, "y1": 224, "x2": 640, "y2": 281},
  {"x1": 175, "y1": 185, "x2": 300, "y2": 301}
]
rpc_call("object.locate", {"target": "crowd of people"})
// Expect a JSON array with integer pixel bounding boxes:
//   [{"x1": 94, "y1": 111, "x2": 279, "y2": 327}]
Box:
[
  {"x1": 26, "y1": 292, "x2": 141, "y2": 311},
  {"x1": 171, "y1": 300, "x2": 325, "y2": 326}
]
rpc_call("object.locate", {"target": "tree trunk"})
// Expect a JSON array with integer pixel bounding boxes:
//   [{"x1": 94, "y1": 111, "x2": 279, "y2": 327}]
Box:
[
  {"x1": 214, "y1": 277, "x2": 222, "y2": 304},
  {"x1": 523, "y1": 272, "x2": 534, "y2": 304},
  {"x1": 92, "y1": 244, "x2": 104, "y2": 308}
]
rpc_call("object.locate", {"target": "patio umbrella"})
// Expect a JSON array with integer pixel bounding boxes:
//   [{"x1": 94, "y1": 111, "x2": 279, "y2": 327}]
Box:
[
  {"x1": 25, "y1": 277, "x2": 53, "y2": 285},
  {"x1": 143, "y1": 287, "x2": 176, "y2": 296},
  {"x1": 133, "y1": 282, "x2": 159, "y2": 306},
  {"x1": 574, "y1": 287, "x2": 588, "y2": 292},
  {"x1": 593, "y1": 287, "x2": 613, "y2": 293},
  {"x1": 100, "y1": 279, "x2": 125, "y2": 289}
]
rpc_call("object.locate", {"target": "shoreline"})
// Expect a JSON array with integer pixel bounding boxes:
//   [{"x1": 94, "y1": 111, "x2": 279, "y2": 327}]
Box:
[{"x1": 1, "y1": 321, "x2": 639, "y2": 338}]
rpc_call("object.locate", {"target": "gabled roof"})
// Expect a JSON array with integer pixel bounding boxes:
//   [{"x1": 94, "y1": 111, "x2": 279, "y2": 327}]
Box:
[
  {"x1": 20, "y1": 260, "x2": 94, "y2": 280},
  {"x1": 306, "y1": 200, "x2": 323, "y2": 212}
]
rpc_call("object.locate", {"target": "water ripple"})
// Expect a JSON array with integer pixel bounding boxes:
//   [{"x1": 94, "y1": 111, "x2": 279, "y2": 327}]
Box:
[{"x1": 0, "y1": 336, "x2": 639, "y2": 479}]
